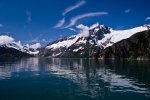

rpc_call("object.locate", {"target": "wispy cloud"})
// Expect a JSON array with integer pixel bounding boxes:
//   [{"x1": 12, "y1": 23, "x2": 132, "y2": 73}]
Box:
[
  {"x1": 53, "y1": 18, "x2": 65, "y2": 28},
  {"x1": 68, "y1": 28, "x2": 76, "y2": 32},
  {"x1": 64, "y1": 12, "x2": 108, "y2": 28},
  {"x1": 53, "y1": 0, "x2": 86, "y2": 29},
  {"x1": 125, "y1": 9, "x2": 131, "y2": 13},
  {"x1": 62, "y1": 0, "x2": 86, "y2": 16},
  {"x1": 145, "y1": 17, "x2": 150, "y2": 21},
  {"x1": 26, "y1": 11, "x2": 32, "y2": 24},
  {"x1": 0, "y1": 24, "x2": 3, "y2": 28}
]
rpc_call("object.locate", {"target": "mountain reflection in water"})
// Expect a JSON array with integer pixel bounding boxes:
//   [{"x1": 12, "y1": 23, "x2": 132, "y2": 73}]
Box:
[{"x1": 0, "y1": 58, "x2": 150, "y2": 100}]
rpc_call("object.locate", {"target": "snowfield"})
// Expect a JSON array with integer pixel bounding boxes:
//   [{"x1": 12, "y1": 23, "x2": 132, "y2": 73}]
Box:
[{"x1": 98, "y1": 26, "x2": 148, "y2": 48}]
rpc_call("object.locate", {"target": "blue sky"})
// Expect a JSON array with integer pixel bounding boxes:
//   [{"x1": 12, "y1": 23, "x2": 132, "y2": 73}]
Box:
[{"x1": 0, "y1": 0, "x2": 150, "y2": 45}]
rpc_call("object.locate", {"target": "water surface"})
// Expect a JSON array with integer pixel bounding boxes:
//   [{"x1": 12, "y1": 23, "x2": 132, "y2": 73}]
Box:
[{"x1": 0, "y1": 58, "x2": 150, "y2": 100}]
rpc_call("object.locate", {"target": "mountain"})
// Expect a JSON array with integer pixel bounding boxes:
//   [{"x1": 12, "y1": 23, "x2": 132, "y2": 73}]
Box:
[
  {"x1": 98, "y1": 30, "x2": 150, "y2": 60},
  {"x1": 42, "y1": 23, "x2": 150, "y2": 58},
  {"x1": 0, "y1": 35, "x2": 41, "y2": 58},
  {"x1": 0, "y1": 47, "x2": 33, "y2": 58}
]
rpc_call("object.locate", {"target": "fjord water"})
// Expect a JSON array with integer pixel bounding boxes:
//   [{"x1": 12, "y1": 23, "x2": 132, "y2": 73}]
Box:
[{"x1": 0, "y1": 58, "x2": 150, "y2": 100}]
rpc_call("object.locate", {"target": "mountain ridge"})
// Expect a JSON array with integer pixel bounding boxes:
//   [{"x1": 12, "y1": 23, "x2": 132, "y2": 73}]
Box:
[
  {"x1": 1, "y1": 23, "x2": 150, "y2": 59},
  {"x1": 0, "y1": 35, "x2": 41, "y2": 58},
  {"x1": 42, "y1": 23, "x2": 149, "y2": 58}
]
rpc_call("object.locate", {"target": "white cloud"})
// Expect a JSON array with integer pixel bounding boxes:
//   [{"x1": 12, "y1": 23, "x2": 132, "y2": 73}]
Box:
[
  {"x1": 76, "y1": 23, "x2": 108, "y2": 37},
  {"x1": 30, "y1": 43, "x2": 41, "y2": 50},
  {"x1": 89, "y1": 22, "x2": 99, "y2": 29},
  {"x1": 53, "y1": 0, "x2": 86, "y2": 29},
  {"x1": 64, "y1": 12, "x2": 108, "y2": 28},
  {"x1": 53, "y1": 18, "x2": 65, "y2": 28},
  {"x1": 0, "y1": 24, "x2": 3, "y2": 28},
  {"x1": 0, "y1": 35, "x2": 14, "y2": 45},
  {"x1": 68, "y1": 28, "x2": 76, "y2": 32},
  {"x1": 145, "y1": 17, "x2": 150, "y2": 21},
  {"x1": 76, "y1": 24, "x2": 90, "y2": 37},
  {"x1": 62, "y1": 0, "x2": 86, "y2": 16},
  {"x1": 26, "y1": 11, "x2": 32, "y2": 24},
  {"x1": 125, "y1": 9, "x2": 131, "y2": 13}
]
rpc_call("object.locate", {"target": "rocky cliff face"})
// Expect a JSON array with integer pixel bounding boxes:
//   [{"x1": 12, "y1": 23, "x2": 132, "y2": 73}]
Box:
[{"x1": 99, "y1": 30, "x2": 150, "y2": 59}]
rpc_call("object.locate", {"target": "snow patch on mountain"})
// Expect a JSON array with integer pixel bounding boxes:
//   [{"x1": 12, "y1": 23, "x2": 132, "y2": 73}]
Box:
[
  {"x1": 73, "y1": 46, "x2": 84, "y2": 52},
  {"x1": 46, "y1": 36, "x2": 79, "y2": 50}
]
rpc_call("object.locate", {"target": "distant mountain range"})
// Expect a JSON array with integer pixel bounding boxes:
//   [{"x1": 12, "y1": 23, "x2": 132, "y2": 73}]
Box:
[
  {"x1": 0, "y1": 23, "x2": 150, "y2": 59},
  {"x1": 0, "y1": 35, "x2": 40, "y2": 58}
]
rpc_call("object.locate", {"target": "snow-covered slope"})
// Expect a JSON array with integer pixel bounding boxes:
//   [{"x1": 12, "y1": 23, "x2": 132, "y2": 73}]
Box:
[
  {"x1": 99, "y1": 30, "x2": 150, "y2": 59},
  {"x1": 44, "y1": 23, "x2": 149, "y2": 57},
  {"x1": 0, "y1": 35, "x2": 40, "y2": 55},
  {"x1": 98, "y1": 26, "x2": 149, "y2": 48},
  {"x1": 46, "y1": 24, "x2": 110, "y2": 50}
]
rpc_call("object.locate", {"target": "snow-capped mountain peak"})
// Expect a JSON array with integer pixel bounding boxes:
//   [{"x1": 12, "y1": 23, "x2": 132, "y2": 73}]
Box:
[
  {"x1": 46, "y1": 23, "x2": 110, "y2": 50},
  {"x1": 45, "y1": 23, "x2": 150, "y2": 57}
]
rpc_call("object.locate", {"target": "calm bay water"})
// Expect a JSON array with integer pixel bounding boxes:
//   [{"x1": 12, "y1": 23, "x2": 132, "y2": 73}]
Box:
[{"x1": 0, "y1": 58, "x2": 150, "y2": 100}]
